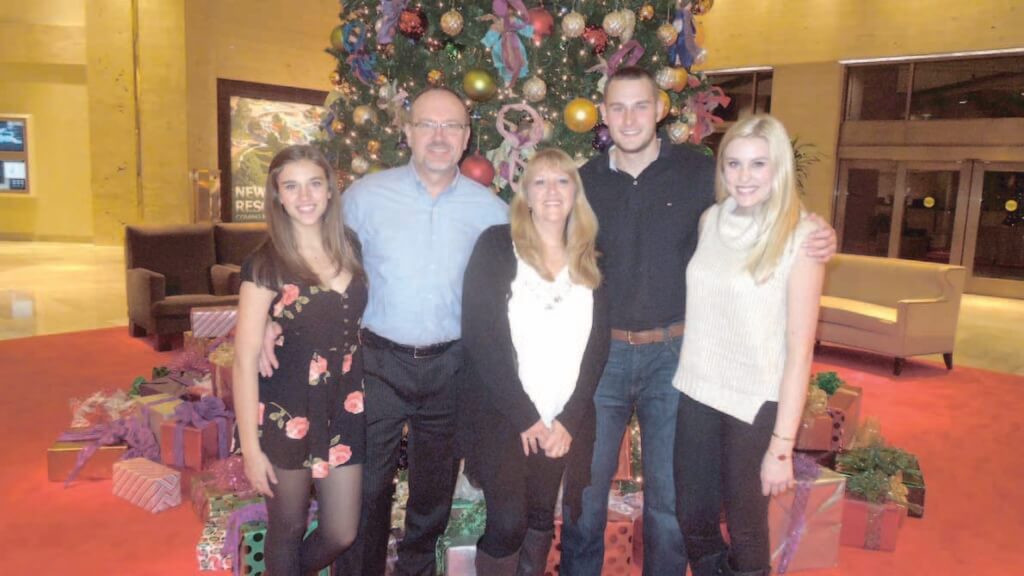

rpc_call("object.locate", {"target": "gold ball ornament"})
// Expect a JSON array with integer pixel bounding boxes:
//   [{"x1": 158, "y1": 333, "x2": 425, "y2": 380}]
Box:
[
  {"x1": 667, "y1": 121, "x2": 691, "y2": 144},
  {"x1": 330, "y1": 119, "x2": 346, "y2": 134},
  {"x1": 656, "y1": 67, "x2": 688, "y2": 92},
  {"x1": 338, "y1": 81, "x2": 358, "y2": 100},
  {"x1": 638, "y1": 4, "x2": 655, "y2": 21},
  {"x1": 561, "y1": 11, "x2": 586, "y2": 39},
  {"x1": 691, "y1": 0, "x2": 715, "y2": 16},
  {"x1": 352, "y1": 105, "x2": 378, "y2": 127},
  {"x1": 658, "y1": 90, "x2": 671, "y2": 121},
  {"x1": 351, "y1": 156, "x2": 370, "y2": 175},
  {"x1": 427, "y1": 69, "x2": 444, "y2": 85},
  {"x1": 656, "y1": 22, "x2": 679, "y2": 46},
  {"x1": 522, "y1": 76, "x2": 547, "y2": 103},
  {"x1": 329, "y1": 70, "x2": 343, "y2": 87},
  {"x1": 440, "y1": 10, "x2": 464, "y2": 36},
  {"x1": 564, "y1": 98, "x2": 599, "y2": 133},
  {"x1": 463, "y1": 68, "x2": 498, "y2": 101},
  {"x1": 329, "y1": 26, "x2": 345, "y2": 51},
  {"x1": 603, "y1": 11, "x2": 627, "y2": 38},
  {"x1": 367, "y1": 140, "x2": 382, "y2": 156}
]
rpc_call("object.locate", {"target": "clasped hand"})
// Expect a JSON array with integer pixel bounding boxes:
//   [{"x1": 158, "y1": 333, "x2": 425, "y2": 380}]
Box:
[{"x1": 520, "y1": 419, "x2": 572, "y2": 459}]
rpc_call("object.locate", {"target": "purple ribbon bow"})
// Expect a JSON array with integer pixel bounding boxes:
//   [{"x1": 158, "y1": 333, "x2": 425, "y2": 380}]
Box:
[
  {"x1": 59, "y1": 416, "x2": 160, "y2": 487},
  {"x1": 668, "y1": 8, "x2": 700, "y2": 69},
  {"x1": 493, "y1": 0, "x2": 529, "y2": 87},
  {"x1": 171, "y1": 395, "x2": 232, "y2": 468},
  {"x1": 375, "y1": 0, "x2": 408, "y2": 45},
  {"x1": 607, "y1": 40, "x2": 646, "y2": 77},
  {"x1": 343, "y1": 21, "x2": 380, "y2": 86}
]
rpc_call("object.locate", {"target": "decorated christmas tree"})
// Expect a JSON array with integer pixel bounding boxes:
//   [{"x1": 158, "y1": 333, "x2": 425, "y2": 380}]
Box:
[{"x1": 319, "y1": 0, "x2": 727, "y2": 198}]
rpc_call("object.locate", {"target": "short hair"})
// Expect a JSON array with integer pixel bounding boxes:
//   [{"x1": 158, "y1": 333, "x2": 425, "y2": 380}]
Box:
[
  {"x1": 248, "y1": 145, "x2": 363, "y2": 288},
  {"x1": 510, "y1": 148, "x2": 601, "y2": 289},
  {"x1": 605, "y1": 65, "x2": 659, "y2": 97},
  {"x1": 715, "y1": 114, "x2": 804, "y2": 283}
]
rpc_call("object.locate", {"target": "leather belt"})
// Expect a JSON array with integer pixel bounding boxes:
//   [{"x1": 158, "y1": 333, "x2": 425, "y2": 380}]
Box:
[
  {"x1": 611, "y1": 322, "x2": 685, "y2": 345},
  {"x1": 360, "y1": 329, "x2": 457, "y2": 359}
]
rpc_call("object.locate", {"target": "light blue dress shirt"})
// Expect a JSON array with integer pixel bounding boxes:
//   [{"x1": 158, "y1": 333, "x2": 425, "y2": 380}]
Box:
[{"x1": 342, "y1": 163, "x2": 509, "y2": 346}]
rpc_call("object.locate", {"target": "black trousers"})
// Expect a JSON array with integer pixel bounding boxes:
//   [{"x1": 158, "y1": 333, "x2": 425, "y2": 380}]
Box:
[
  {"x1": 335, "y1": 341, "x2": 463, "y2": 576},
  {"x1": 673, "y1": 392, "x2": 776, "y2": 573},
  {"x1": 477, "y1": 448, "x2": 566, "y2": 558}
]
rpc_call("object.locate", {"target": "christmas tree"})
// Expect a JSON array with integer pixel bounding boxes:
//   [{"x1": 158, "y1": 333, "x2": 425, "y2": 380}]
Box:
[{"x1": 320, "y1": 0, "x2": 727, "y2": 198}]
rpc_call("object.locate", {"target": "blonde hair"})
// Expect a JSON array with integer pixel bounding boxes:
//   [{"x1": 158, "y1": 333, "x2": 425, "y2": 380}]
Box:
[
  {"x1": 248, "y1": 145, "x2": 363, "y2": 289},
  {"x1": 715, "y1": 114, "x2": 803, "y2": 283},
  {"x1": 510, "y1": 148, "x2": 602, "y2": 289}
]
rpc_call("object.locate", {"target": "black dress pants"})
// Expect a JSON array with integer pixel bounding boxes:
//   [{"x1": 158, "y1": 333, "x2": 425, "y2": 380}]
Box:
[{"x1": 336, "y1": 341, "x2": 463, "y2": 576}]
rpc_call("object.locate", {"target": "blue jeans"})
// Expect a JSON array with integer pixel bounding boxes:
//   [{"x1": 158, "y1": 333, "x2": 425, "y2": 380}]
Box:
[{"x1": 560, "y1": 337, "x2": 687, "y2": 576}]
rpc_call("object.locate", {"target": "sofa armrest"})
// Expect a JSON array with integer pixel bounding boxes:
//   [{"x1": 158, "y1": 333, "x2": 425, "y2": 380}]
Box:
[
  {"x1": 126, "y1": 268, "x2": 167, "y2": 329},
  {"x1": 211, "y1": 263, "x2": 242, "y2": 296},
  {"x1": 896, "y1": 297, "x2": 959, "y2": 347}
]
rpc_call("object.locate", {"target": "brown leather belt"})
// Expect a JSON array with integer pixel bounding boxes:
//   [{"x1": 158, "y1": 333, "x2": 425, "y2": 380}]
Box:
[{"x1": 611, "y1": 322, "x2": 685, "y2": 345}]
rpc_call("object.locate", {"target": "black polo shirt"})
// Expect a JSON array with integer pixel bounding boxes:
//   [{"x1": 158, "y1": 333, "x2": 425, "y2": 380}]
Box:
[{"x1": 582, "y1": 138, "x2": 716, "y2": 331}]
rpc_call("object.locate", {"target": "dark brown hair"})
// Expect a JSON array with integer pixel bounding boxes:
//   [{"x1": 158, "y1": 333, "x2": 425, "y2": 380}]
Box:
[
  {"x1": 605, "y1": 65, "x2": 658, "y2": 96},
  {"x1": 247, "y1": 145, "x2": 363, "y2": 289}
]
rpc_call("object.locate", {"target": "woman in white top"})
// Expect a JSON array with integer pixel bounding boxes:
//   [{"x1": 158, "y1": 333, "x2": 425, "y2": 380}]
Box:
[
  {"x1": 672, "y1": 115, "x2": 825, "y2": 576},
  {"x1": 461, "y1": 148, "x2": 610, "y2": 576}
]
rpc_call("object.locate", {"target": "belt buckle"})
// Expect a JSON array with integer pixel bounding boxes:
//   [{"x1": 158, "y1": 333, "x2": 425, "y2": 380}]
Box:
[
  {"x1": 412, "y1": 345, "x2": 432, "y2": 359},
  {"x1": 626, "y1": 330, "x2": 637, "y2": 345}
]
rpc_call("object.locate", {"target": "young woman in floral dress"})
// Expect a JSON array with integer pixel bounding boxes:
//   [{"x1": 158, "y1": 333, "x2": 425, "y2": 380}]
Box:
[{"x1": 234, "y1": 145, "x2": 367, "y2": 575}]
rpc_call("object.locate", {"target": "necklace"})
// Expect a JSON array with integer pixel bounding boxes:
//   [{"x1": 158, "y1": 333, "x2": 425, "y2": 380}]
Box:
[{"x1": 518, "y1": 264, "x2": 574, "y2": 311}]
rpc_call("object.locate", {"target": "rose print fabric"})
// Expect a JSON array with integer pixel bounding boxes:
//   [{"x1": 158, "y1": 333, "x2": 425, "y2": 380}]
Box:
[{"x1": 242, "y1": 260, "x2": 367, "y2": 477}]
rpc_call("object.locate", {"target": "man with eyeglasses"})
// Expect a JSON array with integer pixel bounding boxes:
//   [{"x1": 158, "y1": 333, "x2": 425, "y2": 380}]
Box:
[{"x1": 263, "y1": 87, "x2": 507, "y2": 575}]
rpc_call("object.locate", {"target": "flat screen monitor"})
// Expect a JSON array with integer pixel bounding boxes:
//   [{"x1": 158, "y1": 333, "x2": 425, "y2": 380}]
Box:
[{"x1": 0, "y1": 119, "x2": 26, "y2": 152}]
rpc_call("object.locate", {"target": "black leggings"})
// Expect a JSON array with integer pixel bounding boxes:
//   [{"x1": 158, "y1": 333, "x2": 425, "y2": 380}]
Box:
[
  {"x1": 478, "y1": 450, "x2": 566, "y2": 558},
  {"x1": 673, "y1": 392, "x2": 776, "y2": 572},
  {"x1": 264, "y1": 464, "x2": 362, "y2": 576}
]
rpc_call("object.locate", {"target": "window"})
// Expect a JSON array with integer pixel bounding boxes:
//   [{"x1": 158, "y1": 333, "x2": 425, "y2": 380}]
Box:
[
  {"x1": 844, "y1": 55, "x2": 1024, "y2": 121},
  {"x1": 0, "y1": 117, "x2": 29, "y2": 194},
  {"x1": 705, "y1": 70, "x2": 773, "y2": 122}
]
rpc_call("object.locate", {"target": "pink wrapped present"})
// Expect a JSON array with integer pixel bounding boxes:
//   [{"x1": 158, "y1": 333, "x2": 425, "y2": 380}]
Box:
[
  {"x1": 769, "y1": 458, "x2": 845, "y2": 573},
  {"x1": 190, "y1": 306, "x2": 238, "y2": 338},
  {"x1": 159, "y1": 396, "x2": 233, "y2": 470},
  {"x1": 197, "y1": 510, "x2": 233, "y2": 571},
  {"x1": 112, "y1": 457, "x2": 181, "y2": 513}
]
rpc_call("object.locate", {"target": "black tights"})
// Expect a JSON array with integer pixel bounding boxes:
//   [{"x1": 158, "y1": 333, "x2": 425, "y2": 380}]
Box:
[{"x1": 264, "y1": 464, "x2": 362, "y2": 576}]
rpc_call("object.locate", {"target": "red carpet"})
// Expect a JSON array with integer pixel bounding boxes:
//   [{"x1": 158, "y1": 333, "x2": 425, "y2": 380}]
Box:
[{"x1": 1, "y1": 328, "x2": 1021, "y2": 575}]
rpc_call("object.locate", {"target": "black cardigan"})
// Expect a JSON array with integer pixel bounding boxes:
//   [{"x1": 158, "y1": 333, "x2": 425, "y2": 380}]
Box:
[{"x1": 460, "y1": 224, "x2": 610, "y2": 520}]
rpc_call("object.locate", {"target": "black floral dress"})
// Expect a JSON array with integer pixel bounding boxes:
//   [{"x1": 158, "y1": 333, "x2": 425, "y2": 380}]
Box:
[{"x1": 241, "y1": 261, "x2": 367, "y2": 478}]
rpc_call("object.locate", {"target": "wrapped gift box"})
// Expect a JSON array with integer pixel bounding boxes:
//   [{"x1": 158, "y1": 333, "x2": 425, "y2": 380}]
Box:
[
  {"x1": 769, "y1": 465, "x2": 846, "y2": 573},
  {"x1": 137, "y1": 393, "x2": 183, "y2": 438},
  {"x1": 47, "y1": 440, "x2": 126, "y2": 482},
  {"x1": 547, "y1": 510, "x2": 634, "y2": 576},
  {"x1": 903, "y1": 468, "x2": 926, "y2": 518},
  {"x1": 211, "y1": 364, "x2": 234, "y2": 410},
  {"x1": 840, "y1": 498, "x2": 905, "y2": 551},
  {"x1": 191, "y1": 306, "x2": 238, "y2": 338},
  {"x1": 237, "y1": 520, "x2": 329, "y2": 576},
  {"x1": 442, "y1": 535, "x2": 478, "y2": 576},
  {"x1": 197, "y1": 509, "x2": 233, "y2": 571},
  {"x1": 191, "y1": 471, "x2": 262, "y2": 522},
  {"x1": 139, "y1": 377, "x2": 191, "y2": 398},
  {"x1": 796, "y1": 385, "x2": 862, "y2": 452},
  {"x1": 112, "y1": 457, "x2": 181, "y2": 513},
  {"x1": 160, "y1": 419, "x2": 222, "y2": 470}
]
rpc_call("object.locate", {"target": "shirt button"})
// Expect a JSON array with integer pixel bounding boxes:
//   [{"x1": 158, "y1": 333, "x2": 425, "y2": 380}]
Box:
[{"x1": 633, "y1": 180, "x2": 638, "y2": 186}]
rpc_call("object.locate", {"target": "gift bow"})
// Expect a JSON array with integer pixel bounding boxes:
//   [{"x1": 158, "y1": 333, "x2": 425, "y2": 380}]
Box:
[
  {"x1": 492, "y1": 0, "x2": 530, "y2": 87},
  {"x1": 59, "y1": 416, "x2": 159, "y2": 487},
  {"x1": 375, "y1": 0, "x2": 408, "y2": 45},
  {"x1": 588, "y1": 40, "x2": 646, "y2": 94},
  {"x1": 171, "y1": 396, "x2": 233, "y2": 468},
  {"x1": 343, "y1": 21, "x2": 380, "y2": 86},
  {"x1": 492, "y1": 103, "x2": 544, "y2": 189}
]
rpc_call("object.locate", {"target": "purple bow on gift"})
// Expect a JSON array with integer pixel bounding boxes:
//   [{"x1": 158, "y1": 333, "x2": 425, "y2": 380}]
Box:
[
  {"x1": 223, "y1": 499, "x2": 318, "y2": 576},
  {"x1": 776, "y1": 454, "x2": 821, "y2": 574},
  {"x1": 59, "y1": 416, "x2": 160, "y2": 487},
  {"x1": 171, "y1": 396, "x2": 233, "y2": 468}
]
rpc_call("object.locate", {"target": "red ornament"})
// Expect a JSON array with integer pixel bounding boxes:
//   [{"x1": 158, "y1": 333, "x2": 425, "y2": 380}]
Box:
[
  {"x1": 583, "y1": 25, "x2": 609, "y2": 55},
  {"x1": 528, "y1": 7, "x2": 555, "y2": 46},
  {"x1": 460, "y1": 153, "x2": 496, "y2": 187},
  {"x1": 399, "y1": 7, "x2": 428, "y2": 41}
]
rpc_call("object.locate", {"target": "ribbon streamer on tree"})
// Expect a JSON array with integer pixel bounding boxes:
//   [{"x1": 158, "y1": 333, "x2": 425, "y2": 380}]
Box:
[
  {"x1": 343, "y1": 21, "x2": 380, "y2": 86},
  {"x1": 588, "y1": 39, "x2": 646, "y2": 94},
  {"x1": 375, "y1": 0, "x2": 409, "y2": 45},
  {"x1": 685, "y1": 76, "x2": 730, "y2": 143},
  {"x1": 488, "y1": 103, "x2": 544, "y2": 190},
  {"x1": 483, "y1": 0, "x2": 532, "y2": 87},
  {"x1": 668, "y1": 6, "x2": 701, "y2": 69}
]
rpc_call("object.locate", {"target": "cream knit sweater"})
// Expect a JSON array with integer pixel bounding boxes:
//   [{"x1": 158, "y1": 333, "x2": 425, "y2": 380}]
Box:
[{"x1": 673, "y1": 198, "x2": 815, "y2": 424}]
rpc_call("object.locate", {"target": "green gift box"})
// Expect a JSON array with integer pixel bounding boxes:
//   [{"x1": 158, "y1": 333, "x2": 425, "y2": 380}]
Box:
[{"x1": 238, "y1": 520, "x2": 329, "y2": 576}]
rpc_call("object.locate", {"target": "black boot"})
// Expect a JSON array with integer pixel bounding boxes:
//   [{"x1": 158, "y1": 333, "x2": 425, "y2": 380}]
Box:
[
  {"x1": 515, "y1": 529, "x2": 553, "y2": 576},
  {"x1": 475, "y1": 547, "x2": 520, "y2": 576}
]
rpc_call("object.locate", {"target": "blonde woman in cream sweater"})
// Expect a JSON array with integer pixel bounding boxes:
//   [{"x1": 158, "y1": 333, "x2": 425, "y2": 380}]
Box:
[{"x1": 672, "y1": 115, "x2": 825, "y2": 576}]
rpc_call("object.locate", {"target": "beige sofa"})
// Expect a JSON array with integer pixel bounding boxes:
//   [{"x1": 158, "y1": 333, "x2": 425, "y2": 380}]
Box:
[{"x1": 816, "y1": 254, "x2": 966, "y2": 375}]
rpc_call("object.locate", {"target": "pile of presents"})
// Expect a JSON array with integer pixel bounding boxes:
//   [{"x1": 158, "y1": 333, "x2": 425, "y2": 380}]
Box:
[
  {"x1": 434, "y1": 371, "x2": 927, "y2": 575},
  {"x1": 45, "y1": 306, "x2": 316, "y2": 574}
]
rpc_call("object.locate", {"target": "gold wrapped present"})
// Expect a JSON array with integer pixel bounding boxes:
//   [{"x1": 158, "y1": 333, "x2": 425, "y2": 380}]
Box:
[{"x1": 47, "y1": 440, "x2": 126, "y2": 482}]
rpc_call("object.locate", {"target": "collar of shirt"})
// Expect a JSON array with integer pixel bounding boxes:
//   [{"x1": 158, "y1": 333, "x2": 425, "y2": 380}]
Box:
[
  {"x1": 406, "y1": 162, "x2": 465, "y2": 199},
  {"x1": 603, "y1": 137, "x2": 671, "y2": 175}
]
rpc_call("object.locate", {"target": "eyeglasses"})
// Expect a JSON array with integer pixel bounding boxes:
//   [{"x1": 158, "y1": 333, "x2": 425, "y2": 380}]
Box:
[{"x1": 410, "y1": 120, "x2": 469, "y2": 133}]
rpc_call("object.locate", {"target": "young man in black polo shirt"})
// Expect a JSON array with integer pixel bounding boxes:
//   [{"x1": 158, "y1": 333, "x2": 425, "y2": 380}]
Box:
[{"x1": 558, "y1": 66, "x2": 836, "y2": 576}]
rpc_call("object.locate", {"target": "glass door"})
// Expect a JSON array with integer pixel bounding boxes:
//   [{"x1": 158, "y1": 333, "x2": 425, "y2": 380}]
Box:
[
  {"x1": 962, "y1": 162, "x2": 1024, "y2": 298},
  {"x1": 835, "y1": 160, "x2": 898, "y2": 257},
  {"x1": 896, "y1": 162, "x2": 972, "y2": 264}
]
